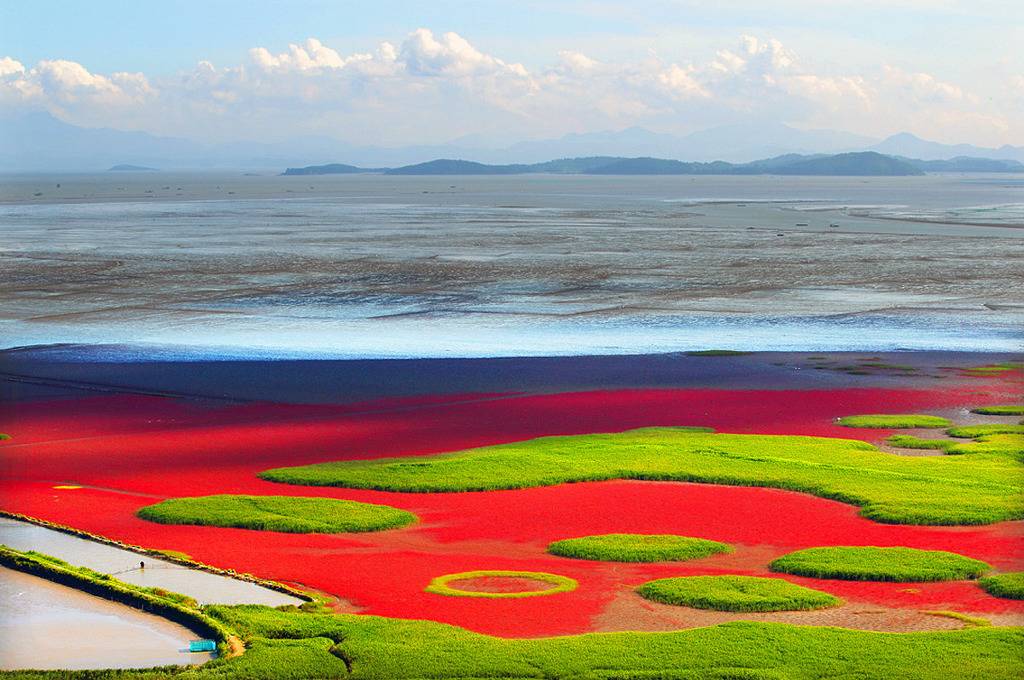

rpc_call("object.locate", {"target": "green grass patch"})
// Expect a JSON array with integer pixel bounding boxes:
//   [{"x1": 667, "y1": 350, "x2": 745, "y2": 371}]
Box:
[
  {"x1": 769, "y1": 546, "x2": 990, "y2": 582},
  {"x1": 838, "y1": 414, "x2": 951, "y2": 429},
  {"x1": 425, "y1": 570, "x2": 577, "y2": 598},
  {"x1": 946, "y1": 424, "x2": 1024, "y2": 438},
  {"x1": 260, "y1": 428, "x2": 1024, "y2": 525},
  {"x1": 923, "y1": 610, "x2": 992, "y2": 627},
  {"x1": 548, "y1": 534, "x2": 731, "y2": 562},
  {"x1": 886, "y1": 435, "x2": 955, "y2": 451},
  {"x1": 636, "y1": 575, "x2": 840, "y2": 612},
  {"x1": 978, "y1": 572, "x2": 1024, "y2": 600},
  {"x1": 965, "y1": 362, "x2": 1023, "y2": 374},
  {"x1": 971, "y1": 405, "x2": 1024, "y2": 416},
  {"x1": 945, "y1": 433, "x2": 1024, "y2": 457},
  {"x1": 3, "y1": 597, "x2": 1024, "y2": 678},
  {"x1": 136, "y1": 494, "x2": 416, "y2": 534},
  {"x1": 685, "y1": 350, "x2": 752, "y2": 356}
]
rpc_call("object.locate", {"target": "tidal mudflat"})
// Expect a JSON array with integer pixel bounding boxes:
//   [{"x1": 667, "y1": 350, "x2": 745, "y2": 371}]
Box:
[{"x1": 1, "y1": 174, "x2": 1021, "y2": 356}]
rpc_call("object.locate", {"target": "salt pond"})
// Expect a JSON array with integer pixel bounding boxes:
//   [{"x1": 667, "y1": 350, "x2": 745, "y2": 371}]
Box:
[
  {"x1": 0, "y1": 566, "x2": 214, "y2": 670},
  {"x1": 0, "y1": 517, "x2": 302, "y2": 606}
]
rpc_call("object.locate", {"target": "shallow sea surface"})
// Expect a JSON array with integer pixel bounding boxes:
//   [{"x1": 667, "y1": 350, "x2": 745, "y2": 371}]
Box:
[{"x1": 1, "y1": 173, "x2": 1021, "y2": 356}]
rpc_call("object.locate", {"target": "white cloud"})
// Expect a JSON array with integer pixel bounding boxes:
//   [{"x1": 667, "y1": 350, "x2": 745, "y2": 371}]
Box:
[
  {"x1": 0, "y1": 57, "x2": 25, "y2": 78},
  {"x1": 401, "y1": 28, "x2": 527, "y2": 78},
  {"x1": 250, "y1": 38, "x2": 369, "y2": 72},
  {"x1": 1, "y1": 30, "x2": 1014, "y2": 146}
]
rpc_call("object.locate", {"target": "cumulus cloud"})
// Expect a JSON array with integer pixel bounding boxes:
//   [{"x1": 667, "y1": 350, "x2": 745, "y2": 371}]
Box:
[
  {"x1": 250, "y1": 38, "x2": 370, "y2": 72},
  {"x1": 1, "y1": 57, "x2": 154, "y2": 117},
  {"x1": 402, "y1": 29, "x2": 527, "y2": 78},
  {"x1": 0, "y1": 29, "x2": 1012, "y2": 146},
  {"x1": 0, "y1": 57, "x2": 25, "y2": 77}
]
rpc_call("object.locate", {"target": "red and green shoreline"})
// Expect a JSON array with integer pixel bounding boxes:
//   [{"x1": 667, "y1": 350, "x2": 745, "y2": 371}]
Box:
[{"x1": 1, "y1": 349, "x2": 1022, "y2": 677}]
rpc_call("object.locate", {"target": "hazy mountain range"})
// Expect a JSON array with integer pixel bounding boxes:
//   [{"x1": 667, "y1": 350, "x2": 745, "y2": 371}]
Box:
[
  {"x1": 285, "y1": 152, "x2": 953, "y2": 176},
  {"x1": 2, "y1": 111, "x2": 1023, "y2": 172}
]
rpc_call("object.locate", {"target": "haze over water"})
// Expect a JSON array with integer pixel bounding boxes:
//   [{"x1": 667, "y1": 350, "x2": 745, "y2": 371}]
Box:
[{"x1": 2, "y1": 172, "x2": 1022, "y2": 358}]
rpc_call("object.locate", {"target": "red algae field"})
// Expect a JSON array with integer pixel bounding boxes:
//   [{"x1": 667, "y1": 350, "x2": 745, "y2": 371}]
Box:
[{"x1": 2, "y1": 357, "x2": 1022, "y2": 638}]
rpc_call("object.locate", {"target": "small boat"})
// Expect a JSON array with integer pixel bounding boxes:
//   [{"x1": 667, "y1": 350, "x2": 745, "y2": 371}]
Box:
[{"x1": 189, "y1": 639, "x2": 217, "y2": 653}]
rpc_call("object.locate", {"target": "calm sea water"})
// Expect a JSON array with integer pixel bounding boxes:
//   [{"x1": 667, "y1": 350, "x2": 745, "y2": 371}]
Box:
[{"x1": 1, "y1": 172, "x2": 1021, "y2": 357}]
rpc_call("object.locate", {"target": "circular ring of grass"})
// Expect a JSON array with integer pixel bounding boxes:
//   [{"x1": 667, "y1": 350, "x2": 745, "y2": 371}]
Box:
[
  {"x1": 637, "y1": 575, "x2": 840, "y2": 612},
  {"x1": 548, "y1": 534, "x2": 731, "y2": 563},
  {"x1": 769, "y1": 546, "x2": 990, "y2": 582},
  {"x1": 978, "y1": 572, "x2": 1024, "y2": 600},
  {"x1": 837, "y1": 414, "x2": 950, "y2": 429},
  {"x1": 425, "y1": 570, "x2": 578, "y2": 599},
  {"x1": 137, "y1": 494, "x2": 416, "y2": 534}
]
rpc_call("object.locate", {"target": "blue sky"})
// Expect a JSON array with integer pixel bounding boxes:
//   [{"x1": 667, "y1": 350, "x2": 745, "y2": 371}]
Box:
[{"x1": 1, "y1": 1, "x2": 1021, "y2": 145}]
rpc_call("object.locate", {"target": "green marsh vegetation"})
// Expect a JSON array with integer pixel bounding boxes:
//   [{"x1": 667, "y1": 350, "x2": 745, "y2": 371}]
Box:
[
  {"x1": 2, "y1": 552, "x2": 1023, "y2": 679},
  {"x1": 886, "y1": 435, "x2": 955, "y2": 451},
  {"x1": 260, "y1": 428, "x2": 1024, "y2": 525},
  {"x1": 837, "y1": 414, "x2": 951, "y2": 428},
  {"x1": 636, "y1": 575, "x2": 840, "y2": 612},
  {"x1": 548, "y1": 534, "x2": 731, "y2": 562},
  {"x1": 964, "y1": 363, "x2": 1023, "y2": 375},
  {"x1": 946, "y1": 424, "x2": 1024, "y2": 438},
  {"x1": 887, "y1": 430, "x2": 1024, "y2": 457},
  {"x1": 425, "y1": 570, "x2": 578, "y2": 598},
  {"x1": 137, "y1": 495, "x2": 416, "y2": 533},
  {"x1": 971, "y1": 405, "x2": 1024, "y2": 416},
  {"x1": 769, "y1": 547, "x2": 990, "y2": 582},
  {"x1": 8, "y1": 612, "x2": 1024, "y2": 679},
  {"x1": 978, "y1": 572, "x2": 1024, "y2": 600},
  {"x1": 922, "y1": 610, "x2": 992, "y2": 627}
]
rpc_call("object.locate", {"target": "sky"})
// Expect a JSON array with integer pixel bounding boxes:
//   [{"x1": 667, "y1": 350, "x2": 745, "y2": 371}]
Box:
[{"x1": 1, "y1": 1, "x2": 1022, "y2": 147}]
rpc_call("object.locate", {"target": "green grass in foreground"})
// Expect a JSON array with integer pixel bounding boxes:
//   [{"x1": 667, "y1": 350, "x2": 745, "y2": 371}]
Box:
[
  {"x1": 548, "y1": 533, "x2": 731, "y2": 563},
  {"x1": 838, "y1": 414, "x2": 951, "y2": 429},
  {"x1": 947, "y1": 424, "x2": 1024, "y2": 438},
  {"x1": 978, "y1": 572, "x2": 1024, "y2": 600},
  {"x1": 769, "y1": 547, "x2": 990, "y2": 582},
  {"x1": 972, "y1": 405, "x2": 1024, "y2": 416},
  {"x1": 425, "y1": 570, "x2": 577, "y2": 598},
  {"x1": 4, "y1": 548, "x2": 1023, "y2": 679},
  {"x1": 260, "y1": 428, "x2": 1024, "y2": 525},
  {"x1": 4, "y1": 591, "x2": 1024, "y2": 679},
  {"x1": 636, "y1": 575, "x2": 840, "y2": 612},
  {"x1": 136, "y1": 495, "x2": 416, "y2": 534}
]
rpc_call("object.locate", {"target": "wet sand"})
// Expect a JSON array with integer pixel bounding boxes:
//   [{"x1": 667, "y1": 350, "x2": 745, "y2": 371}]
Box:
[
  {"x1": 0, "y1": 566, "x2": 213, "y2": 671},
  {"x1": 2, "y1": 174, "x2": 1021, "y2": 355}
]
